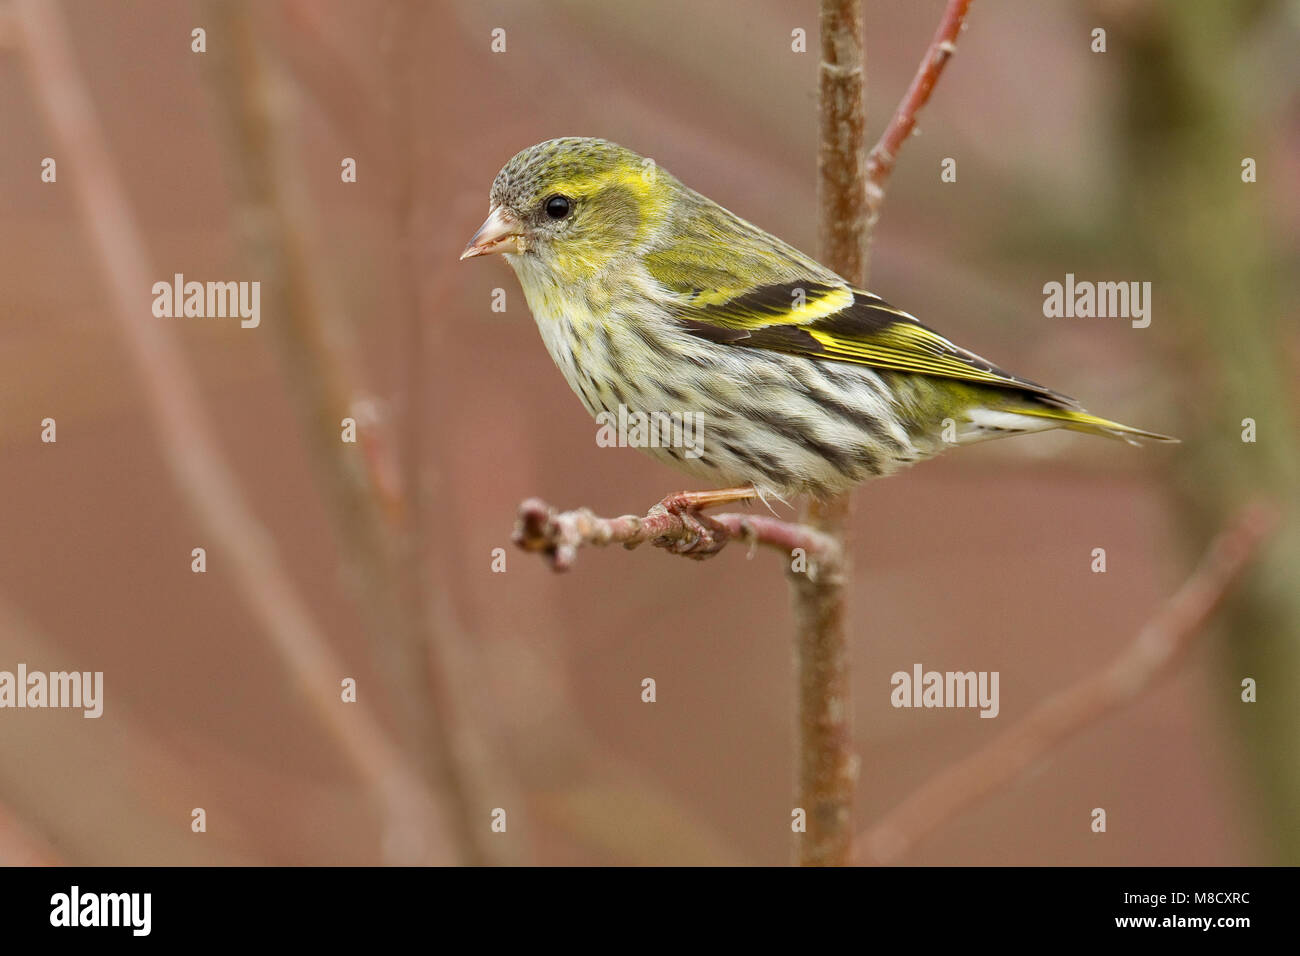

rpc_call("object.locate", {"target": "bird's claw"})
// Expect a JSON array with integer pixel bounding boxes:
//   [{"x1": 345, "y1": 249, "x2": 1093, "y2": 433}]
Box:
[{"x1": 649, "y1": 492, "x2": 731, "y2": 560}]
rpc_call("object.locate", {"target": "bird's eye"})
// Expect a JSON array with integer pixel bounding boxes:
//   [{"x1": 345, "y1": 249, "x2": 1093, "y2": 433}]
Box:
[{"x1": 544, "y1": 194, "x2": 572, "y2": 220}]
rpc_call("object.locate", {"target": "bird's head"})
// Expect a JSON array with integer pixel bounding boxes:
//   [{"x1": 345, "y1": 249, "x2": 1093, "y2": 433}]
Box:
[{"x1": 460, "y1": 137, "x2": 673, "y2": 282}]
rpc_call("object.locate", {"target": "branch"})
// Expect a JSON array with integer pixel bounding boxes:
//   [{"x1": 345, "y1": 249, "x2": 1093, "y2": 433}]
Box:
[
  {"x1": 513, "y1": 497, "x2": 842, "y2": 574},
  {"x1": 865, "y1": 0, "x2": 973, "y2": 224},
  {"x1": 790, "y1": 0, "x2": 975, "y2": 867},
  {"x1": 507, "y1": 0, "x2": 974, "y2": 868},
  {"x1": 13, "y1": 0, "x2": 452, "y2": 865},
  {"x1": 818, "y1": 0, "x2": 868, "y2": 284},
  {"x1": 794, "y1": 0, "x2": 871, "y2": 869},
  {"x1": 855, "y1": 503, "x2": 1277, "y2": 865},
  {"x1": 197, "y1": 0, "x2": 493, "y2": 864}
]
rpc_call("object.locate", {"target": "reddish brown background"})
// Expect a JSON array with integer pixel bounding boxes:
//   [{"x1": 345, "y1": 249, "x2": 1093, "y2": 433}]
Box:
[{"x1": 1, "y1": 0, "x2": 1296, "y2": 865}]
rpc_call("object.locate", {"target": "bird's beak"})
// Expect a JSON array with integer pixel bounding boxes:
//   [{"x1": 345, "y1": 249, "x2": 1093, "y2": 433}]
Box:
[{"x1": 460, "y1": 206, "x2": 523, "y2": 260}]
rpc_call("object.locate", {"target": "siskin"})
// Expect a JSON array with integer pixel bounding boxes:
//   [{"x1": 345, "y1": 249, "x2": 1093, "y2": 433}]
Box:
[{"x1": 462, "y1": 137, "x2": 1175, "y2": 506}]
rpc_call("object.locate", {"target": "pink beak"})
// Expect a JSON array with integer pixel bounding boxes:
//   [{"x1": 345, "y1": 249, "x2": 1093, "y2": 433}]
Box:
[{"x1": 460, "y1": 206, "x2": 523, "y2": 259}]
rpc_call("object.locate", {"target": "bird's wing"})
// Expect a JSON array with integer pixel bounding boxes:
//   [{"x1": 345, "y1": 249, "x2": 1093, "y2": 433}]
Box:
[{"x1": 650, "y1": 265, "x2": 1075, "y2": 406}]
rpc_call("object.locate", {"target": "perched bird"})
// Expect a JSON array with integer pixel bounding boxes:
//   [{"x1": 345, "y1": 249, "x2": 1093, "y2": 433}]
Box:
[{"x1": 462, "y1": 137, "x2": 1175, "y2": 507}]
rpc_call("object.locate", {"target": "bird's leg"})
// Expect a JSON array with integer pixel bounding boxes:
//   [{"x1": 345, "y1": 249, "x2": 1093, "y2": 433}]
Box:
[{"x1": 648, "y1": 486, "x2": 757, "y2": 559}]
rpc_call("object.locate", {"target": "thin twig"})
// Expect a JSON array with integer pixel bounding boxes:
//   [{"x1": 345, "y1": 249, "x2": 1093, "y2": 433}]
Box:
[
  {"x1": 514, "y1": 497, "x2": 842, "y2": 574},
  {"x1": 865, "y1": 0, "x2": 973, "y2": 224},
  {"x1": 855, "y1": 503, "x2": 1277, "y2": 865},
  {"x1": 12, "y1": 0, "x2": 452, "y2": 865}
]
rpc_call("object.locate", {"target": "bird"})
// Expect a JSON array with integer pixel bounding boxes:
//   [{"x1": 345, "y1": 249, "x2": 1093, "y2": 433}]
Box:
[{"x1": 461, "y1": 137, "x2": 1175, "y2": 522}]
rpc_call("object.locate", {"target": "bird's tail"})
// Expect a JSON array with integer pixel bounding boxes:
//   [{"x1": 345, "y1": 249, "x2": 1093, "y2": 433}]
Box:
[{"x1": 1007, "y1": 405, "x2": 1179, "y2": 446}]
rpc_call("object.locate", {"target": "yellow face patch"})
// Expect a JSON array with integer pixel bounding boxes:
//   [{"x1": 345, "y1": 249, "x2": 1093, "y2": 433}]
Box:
[{"x1": 545, "y1": 164, "x2": 669, "y2": 242}]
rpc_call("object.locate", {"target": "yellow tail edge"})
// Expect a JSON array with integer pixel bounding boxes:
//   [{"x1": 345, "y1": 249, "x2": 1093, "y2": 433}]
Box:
[{"x1": 1012, "y1": 406, "x2": 1180, "y2": 446}]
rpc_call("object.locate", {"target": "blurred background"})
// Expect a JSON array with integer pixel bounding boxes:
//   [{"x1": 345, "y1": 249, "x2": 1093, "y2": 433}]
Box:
[{"x1": 0, "y1": 0, "x2": 1296, "y2": 865}]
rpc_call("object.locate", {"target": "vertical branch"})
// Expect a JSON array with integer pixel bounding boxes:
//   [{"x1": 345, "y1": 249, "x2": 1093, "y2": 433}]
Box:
[
  {"x1": 382, "y1": 3, "x2": 439, "y2": 754},
  {"x1": 818, "y1": 0, "x2": 871, "y2": 286},
  {"x1": 383, "y1": 0, "x2": 430, "y2": 683},
  {"x1": 795, "y1": 0, "x2": 869, "y2": 867},
  {"x1": 380, "y1": 0, "x2": 515, "y2": 864},
  {"x1": 199, "y1": 0, "x2": 486, "y2": 864},
  {"x1": 804, "y1": 0, "x2": 974, "y2": 866}
]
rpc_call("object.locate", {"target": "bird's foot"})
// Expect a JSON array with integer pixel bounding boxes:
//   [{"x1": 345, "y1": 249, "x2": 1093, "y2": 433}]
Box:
[{"x1": 648, "y1": 486, "x2": 756, "y2": 560}]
